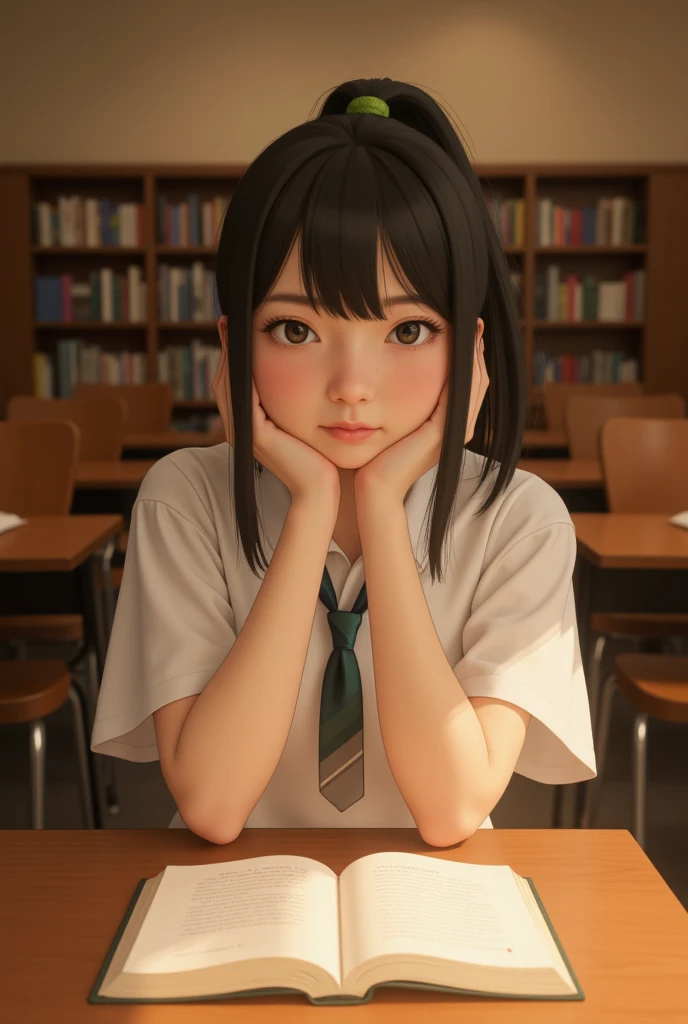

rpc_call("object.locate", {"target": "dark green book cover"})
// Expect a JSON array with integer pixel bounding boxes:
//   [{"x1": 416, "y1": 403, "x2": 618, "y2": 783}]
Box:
[{"x1": 89, "y1": 874, "x2": 584, "y2": 1006}]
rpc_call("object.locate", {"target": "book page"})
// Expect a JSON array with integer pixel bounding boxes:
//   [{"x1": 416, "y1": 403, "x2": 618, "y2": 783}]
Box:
[
  {"x1": 339, "y1": 852, "x2": 552, "y2": 980},
  {"x1": 122, "y1": 855, "x2": 340, "y2": 984}
]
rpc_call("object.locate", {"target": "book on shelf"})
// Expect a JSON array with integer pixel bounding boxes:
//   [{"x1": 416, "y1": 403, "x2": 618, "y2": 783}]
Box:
[
  {"x1": 89, "y1": 850, "x2": 584, "y2": 1006},
  {"x1": 32, "y1": 195, "x2": 144, "y2": 247},
  {"x1": 533, "y1": 350, "x2": 640, "y2": 385},
  {"x1": 34, "y1": 268, "x2": 146, "y2": 323},
  {"x1": 534, "y1": 266, "x2": 645, "y2": 321},
  {"x1": 32, "y1": 338, "x2": 220, "y2": 400},
  {"x1": 156, "y1": 192, "x2": 232, "y2": 246},
  {"x1": 158, "y1": 262, "x2": 221, "y2": 322},
  {"x1": 536, "y1": 195, "x2": 645, "y2": 246}
]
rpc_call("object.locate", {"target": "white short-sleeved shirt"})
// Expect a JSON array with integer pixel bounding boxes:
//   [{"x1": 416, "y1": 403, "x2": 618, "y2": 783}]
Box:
[{"x1": 91, "y1": 443, "x2": 596, "y2": 833}]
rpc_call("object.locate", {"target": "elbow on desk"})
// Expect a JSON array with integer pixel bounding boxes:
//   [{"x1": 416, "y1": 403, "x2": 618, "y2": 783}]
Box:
[
  {"x1": 419, "y1": 817, "x2": 479, "y2": 849},
  {"x1": 179, "y1": 805, "x2": 246, "y2": 846}
]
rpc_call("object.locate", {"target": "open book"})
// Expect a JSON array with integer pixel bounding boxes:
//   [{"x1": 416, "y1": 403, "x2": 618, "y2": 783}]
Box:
[{"x1": 90, "y1": 851, "x2": 583, "y2": 1005}]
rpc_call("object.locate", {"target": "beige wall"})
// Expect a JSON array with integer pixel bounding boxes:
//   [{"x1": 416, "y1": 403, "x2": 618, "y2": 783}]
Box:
[{"x1": 2, "y1": 0, "x2": 687, "y2": 165}]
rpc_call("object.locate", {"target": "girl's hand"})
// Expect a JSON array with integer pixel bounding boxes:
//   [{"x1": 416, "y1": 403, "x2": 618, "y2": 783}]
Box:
[
  {"x1": 212, "y1": 319, "x2": 341, "y2": 506},
  {"x1": 354, "y1": 336, "x2": 489, "y2": 504}
]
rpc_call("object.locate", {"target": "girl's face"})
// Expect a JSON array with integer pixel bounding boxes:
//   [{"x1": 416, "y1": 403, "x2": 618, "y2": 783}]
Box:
[{"x1": 250, "y1": 238, "x2": 483, "y2": 471}]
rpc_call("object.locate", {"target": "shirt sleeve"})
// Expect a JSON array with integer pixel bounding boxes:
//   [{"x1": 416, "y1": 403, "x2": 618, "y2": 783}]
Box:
[
  {"x1": 453, "y1": 520, "x2": 597, "y2": 785},
  {"x1": 90, "y1": 491, "x2": 237, "y2": 762}
]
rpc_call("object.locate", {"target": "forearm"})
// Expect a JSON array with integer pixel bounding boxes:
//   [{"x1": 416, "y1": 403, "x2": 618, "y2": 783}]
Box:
[
  {"x1": 174, "y1": 494, "x2": 338, "y2": 843},
  {"x1": 356, "y1": 490, "x2": 491, "y2": 847}
]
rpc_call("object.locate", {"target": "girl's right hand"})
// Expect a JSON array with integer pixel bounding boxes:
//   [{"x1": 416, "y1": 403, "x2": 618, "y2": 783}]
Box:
[{"x1": 212, "y1": 319, "x2": 341, "y2": 507}]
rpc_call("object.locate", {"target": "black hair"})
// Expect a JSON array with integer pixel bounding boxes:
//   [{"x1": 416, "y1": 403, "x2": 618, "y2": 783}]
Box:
[{"x1": 215, "y1": 77, "x2": 526, "y2": 584}]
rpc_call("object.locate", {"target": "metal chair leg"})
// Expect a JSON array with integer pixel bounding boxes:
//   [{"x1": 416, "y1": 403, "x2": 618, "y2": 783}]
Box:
[
  {"x1": 587, "y1": 633, "x2": 607, "y2": 733},
  {"x1": 580, "y1": 671, "x2": 617, "y2": 828},
  {"x1": 632, "y1": 712, "x2": 649, "y2": 850},
  {"x1": 67, "y1": 683, "x2": 95, "y2": 829},
  {"x1": 98, "y1": 538, "x2": 117, "y2": 642},
  {"x1": 28, "y1": 719, "x2": 46, "y2": 829},
  {"x1": 85, "y1": 647, "x2": 120, "y2": 816}
]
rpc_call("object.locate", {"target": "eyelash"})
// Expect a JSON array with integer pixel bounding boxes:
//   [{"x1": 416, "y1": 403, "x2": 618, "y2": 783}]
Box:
[{"x1": 258, "y1": 315, "x2": 444, "y2": 351}]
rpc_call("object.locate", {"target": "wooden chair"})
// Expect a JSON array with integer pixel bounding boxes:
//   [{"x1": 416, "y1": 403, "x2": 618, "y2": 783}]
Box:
[
  {"x1": 72, "y1": 382, "x2": 173, "y2": 433},
  {"x1": 584, "y1": 653, "x2": 688, "y2": 849},
  {"x1": 542, "y1": 381, "x2": 643, "y2": 433},
  {"x1": 565, "y1": 393, "x2": 686, "y2": 459},
  {"x1": 0, "y1": 420, "x2": 106, "y2": 827},
  {"x1": 6, "y1": 395, "x2": 128, "y2": 461},
  {"x1": 579, "y1": 418, "x2": 688, "y2": 843},
  {"x1": 0, "y1": 658, "x2": 95, "y2": 828},
  {"x1": 7, "y1": 396, "x2": 129, "y2": 588}
]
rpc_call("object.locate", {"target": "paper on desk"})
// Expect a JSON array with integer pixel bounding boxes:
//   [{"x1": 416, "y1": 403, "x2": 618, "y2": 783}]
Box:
[
  {"x1": 669, "y1": 510, "x2": 688, "y2": 530},
  {"x1": 0, "y1": 511, "x2": 28, "y2": 535}
]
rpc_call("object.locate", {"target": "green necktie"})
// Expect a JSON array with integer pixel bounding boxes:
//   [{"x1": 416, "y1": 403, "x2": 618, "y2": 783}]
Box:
[{"x1": 318, "y1": 564, "x2": 367, "y2": 811}]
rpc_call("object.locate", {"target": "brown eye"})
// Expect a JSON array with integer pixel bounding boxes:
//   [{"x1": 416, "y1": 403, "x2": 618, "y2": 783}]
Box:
[
  {"x1": 283, "y1": 320, "x2": 310, "y2": 344},
  {"x1": 388, "y1": 320, "x2": 439, "y2": 347},
  {"x1": 395, "y1": 322, "x2": 421, "y2": 344}
]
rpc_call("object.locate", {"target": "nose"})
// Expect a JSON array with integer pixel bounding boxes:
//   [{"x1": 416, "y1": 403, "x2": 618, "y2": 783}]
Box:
[{"x1": 325, "y1": 339, "x2": 379, "y2": 404}]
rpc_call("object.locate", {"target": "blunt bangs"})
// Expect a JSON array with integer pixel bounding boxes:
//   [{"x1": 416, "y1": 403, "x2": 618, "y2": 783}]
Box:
[{"x1": 253, "y1": 138, "x2": 456, "y2": 323}]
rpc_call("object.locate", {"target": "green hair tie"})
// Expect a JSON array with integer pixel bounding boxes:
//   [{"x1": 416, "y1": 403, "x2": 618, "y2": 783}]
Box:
[{"x1": 346, "y1": 95, "x2": 390, "y2": 117}]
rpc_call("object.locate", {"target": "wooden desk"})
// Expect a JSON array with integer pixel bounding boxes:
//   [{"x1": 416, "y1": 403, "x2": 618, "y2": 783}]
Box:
[
  {"x1": 76, "y1": 460, "x2": 156, "y2": 489},
  {"x1": 0, "y1": 516, "x2": 123, "y2": 827},
  {"x1": 123, "y1": 431, "x2": 214, "y2": 458},
  {"x1": 558, "y1": 514, "x2": 688, "y2": 830},
  {"x1": 517, "y1": 459, "x2": 602, "y2": 488},
  {"x1": 2, "y1": 829, "x2": 686, "y2": 1020},
  {"x1": 521, "y1": 429, "x2": 568, "y2": 451}
]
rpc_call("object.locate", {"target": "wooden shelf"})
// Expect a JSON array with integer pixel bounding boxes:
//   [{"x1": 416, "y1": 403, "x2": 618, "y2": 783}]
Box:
[{"x1": 3, "y1": 162, "x2": 687, "y2": 423}]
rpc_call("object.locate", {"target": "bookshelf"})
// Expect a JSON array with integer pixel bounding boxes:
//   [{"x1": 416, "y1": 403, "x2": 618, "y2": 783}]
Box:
[{"x1": 1, "y1": 163, "x2": 688, "y2": 428}]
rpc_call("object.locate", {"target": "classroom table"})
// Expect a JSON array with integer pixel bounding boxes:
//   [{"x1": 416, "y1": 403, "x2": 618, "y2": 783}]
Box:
[
  {"x1": 71, "y1": 460, "x2": 156, "y2": 524},
  {"x1": 0, "y1": 515, "x2": 124, "y2": 827},
  {"x1": 552, "y1": 513, "x2": 688, "y2": 830},
  {"x1": 517, "y1": 459, "x2": 604, "y2": 512},
  {"x1": 122, "y1": 430, "x2": 215, "y2": 459},
  {"x1": 1, "y1": 828, "x2": 686, "y2": 1021},
  {"x1": 521, "y1": 429, "x2": 568, "y2": 456}
]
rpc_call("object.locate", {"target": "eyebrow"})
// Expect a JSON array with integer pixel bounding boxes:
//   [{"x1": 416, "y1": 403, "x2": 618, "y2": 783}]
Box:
[{"x1": 262, "y1": 292, "x2": 426, "y2": 308}]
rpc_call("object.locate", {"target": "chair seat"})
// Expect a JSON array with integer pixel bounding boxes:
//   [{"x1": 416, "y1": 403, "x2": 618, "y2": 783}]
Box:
[
  {"x1": 0, "y1": 658, "x2": 72, "y2": 724},
  {"x1": 116, "y1": 530, "x2": 128, "y2": 554},
  {"x1": 591, "y1": 611, "x2": 688, "y2": 637},
  {"x1": 0, "y1": 614, "x2": 84, "y2": 642},
  {"x1": 614, "y1": 653, "x2": 688, "y2": 724}
]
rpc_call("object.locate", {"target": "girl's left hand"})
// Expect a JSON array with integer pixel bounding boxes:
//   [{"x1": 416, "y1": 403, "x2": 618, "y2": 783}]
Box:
[{"x1": 354, "y1": 337, "x2": 489, "y2": 504}]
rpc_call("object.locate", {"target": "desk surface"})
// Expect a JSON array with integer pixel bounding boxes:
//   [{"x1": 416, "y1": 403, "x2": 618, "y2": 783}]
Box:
[
  {"x1": 123, "y1": 430, "x2": 215, "y2": 449},
  {"x1": 1, "y1": 829, "x2": 686, "y2": 1021},
  {"x1": 518, "y1": 459, "x2": 602, "y2": 487},
  {"x1": 571, "y1": 513, "x2": 688, "y2": 569},
  {"x1": 76, "y1": 460, "x2": 157, "y2": 488},
  {"x1": 0, "y1": 515, "x2": 123, "y2": 571}
]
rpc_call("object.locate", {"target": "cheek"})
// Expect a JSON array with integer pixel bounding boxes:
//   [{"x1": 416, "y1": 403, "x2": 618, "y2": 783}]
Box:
[
  {"x1": 387, "y1": 357, "x2": 448, "y2": 420},
  {"x1": 252, "y1": 349, "x2": 314, "y2": 422}
]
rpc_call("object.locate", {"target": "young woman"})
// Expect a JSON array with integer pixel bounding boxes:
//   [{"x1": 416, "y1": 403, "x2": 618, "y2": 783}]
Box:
[{"x1": 91, "y1": 78, "x2": 596, "y2": 846}]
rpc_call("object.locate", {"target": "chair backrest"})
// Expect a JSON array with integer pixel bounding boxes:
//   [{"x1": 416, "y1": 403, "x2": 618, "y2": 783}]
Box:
[
  {"x1": 599, "y1": 418, "x2": 688, "y2": 513},
  {"x1": 71, "y1": 382, "x2": 173, "y2": 432},
  {"x1": 6, "y1": 395, "x2": 128, "y2": 460},
  {"x1": 566, "y1": 393, "x2": 686, "y2": 459},
  {"x1": 542, "y1": 381, "x2": 644, "y2": 432},
  {"x1": 0, "y1": 420, "x2": 80, "y2": 515}
]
